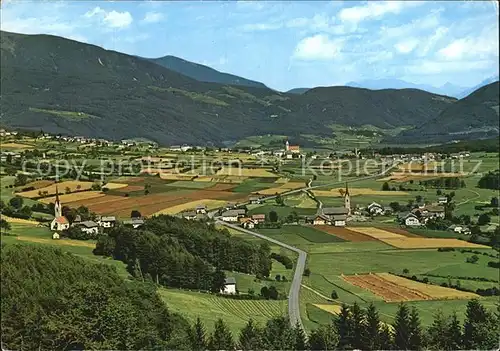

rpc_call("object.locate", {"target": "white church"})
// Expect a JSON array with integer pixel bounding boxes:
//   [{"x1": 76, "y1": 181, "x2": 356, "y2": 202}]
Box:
[{"x1": 50, "y1": 186, "x2": 70, "y2": 232}]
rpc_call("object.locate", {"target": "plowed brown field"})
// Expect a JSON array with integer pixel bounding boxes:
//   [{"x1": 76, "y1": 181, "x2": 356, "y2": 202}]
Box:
[
  {"x1": 343, "y1": 273, "x2": 478, "y2": 302},
  {"x1": 315, "y1": 226, "x2": 378, "y2": 242},
  {"x1": 66, "y1": 190, "x2": 247, "y2": 217}
]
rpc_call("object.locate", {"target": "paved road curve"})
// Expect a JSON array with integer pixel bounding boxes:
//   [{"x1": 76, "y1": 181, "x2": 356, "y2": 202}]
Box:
[
  {"x1": 211, "y1": 162, "x2": 400, "y2": 329},
  {"x1": 216, "y1": 220, "x2": 307, "y2": 330}
]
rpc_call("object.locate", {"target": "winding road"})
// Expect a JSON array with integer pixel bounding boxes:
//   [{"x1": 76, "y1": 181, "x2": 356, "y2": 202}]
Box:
[
  {"x1": 216, "y1": 220, "x2": 307, "y2": 330},
  {"x1": 214, "y1": 162, "x2": 400, "y2": 330}
]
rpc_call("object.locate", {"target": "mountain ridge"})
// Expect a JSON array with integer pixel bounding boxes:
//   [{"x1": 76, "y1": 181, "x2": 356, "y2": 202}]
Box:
[
  {"x1": 0, "y1": 30, "x2": 462, "y2": 145},
  {"x1": 148, "y1": 55, "x2": 269, "y2": 89},
  {"x1": 389, "y1": 81, "x2": 500, "y2": 143}
]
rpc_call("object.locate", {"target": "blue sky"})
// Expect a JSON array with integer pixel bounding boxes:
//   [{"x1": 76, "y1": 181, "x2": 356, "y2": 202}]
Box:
[{"x1": 1, "y1": 0, "x2": 498, "y2": 91}]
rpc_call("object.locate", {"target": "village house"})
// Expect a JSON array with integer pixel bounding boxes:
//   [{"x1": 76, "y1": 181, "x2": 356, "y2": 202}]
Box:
[
  {"x1": 398, "y1": 212, "x2": 421, "y2": 227},
  {"x1": 224, "y1": 202, "x2": 237, "y2": 211},
  {"x1": 438, "y1": 197, "x2": 448, "y2": 205},
  {"x1": 123, "y1": 218, "x2": 144, "y2": 229},
  {"x1": 221, "y1": 210, "x2": 241, "y2": 222},
  {"x1": 182, "y1": 211, "x2": 198, "y2": 220},
  {"x1": 310, "y1": 214, "x2": 331, "y2": 226},
  {"x1": 318, "y1": 207, "x2": 349, "y2": 227},
  {"x1": 251, "y1": 214, "x2": 266, "y2": 223},
  {"x1": 367, "y1": 202, "x2": 384, "y2": 216},
  {"x1": 220, "y1": 277, "x2": 237, "y2": 295},
  {"x1": 75, "y1": 221, "x2": 100, "y2": 235},
  {"x1": 248, "y1": 196, "x2": 262, "y2": 205},
  {"x1": 448, "y1": 224, "x2": 471, "y2": 234},
  {"x1": 97, "y1": 216, "x2": 116, "y2": 228},
  {"x1": 239, "y1": 217, "x2": 257, "y2": 229},
  {"x1": 196, "y1": 204, "x2": 207, "y2": 214}
]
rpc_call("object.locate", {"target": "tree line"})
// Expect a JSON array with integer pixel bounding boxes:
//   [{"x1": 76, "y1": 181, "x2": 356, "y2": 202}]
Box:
[
  {"x1": 478, "y1": 170, "x2": 500, "y2": 190},
  {"x1": 93, "y1": 215, "x2": 272, "y2": 291}
]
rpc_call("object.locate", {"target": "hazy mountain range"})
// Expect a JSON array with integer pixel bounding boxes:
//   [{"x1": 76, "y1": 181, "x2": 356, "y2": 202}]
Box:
[{"x1": 0, "y1": 30, "x2": 498, "y2": 145}]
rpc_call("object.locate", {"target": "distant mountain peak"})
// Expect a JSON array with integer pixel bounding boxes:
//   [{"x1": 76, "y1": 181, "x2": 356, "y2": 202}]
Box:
[{"x1": 147, "y1": 55, "x2": 268, "y2": 89}]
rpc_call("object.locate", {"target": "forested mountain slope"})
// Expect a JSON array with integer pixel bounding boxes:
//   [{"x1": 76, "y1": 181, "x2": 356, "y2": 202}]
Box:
[{"x1": 1, "y1": 31, "x2": 456, "y2": 145}]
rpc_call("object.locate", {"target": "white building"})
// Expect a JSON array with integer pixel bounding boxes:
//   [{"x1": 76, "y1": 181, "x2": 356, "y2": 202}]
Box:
[
  {"x1": 367, "y1": 202, "x2": 384, "y2": 215},
  {"x1": 50, "y1": 187, "x2": 70, "y2": 231},
  {"x1": 220, "y1": 277, "x2": 237, "y2": 295},
  {"x1": 221, "y1": 210, "x2": 240, "y2": 222},
  {"x1": 77, "y1": 221, "x2": 100, "y2": 235},
  {"x1": 97, "y1": 216, "x2": 116, "y2": 228}
]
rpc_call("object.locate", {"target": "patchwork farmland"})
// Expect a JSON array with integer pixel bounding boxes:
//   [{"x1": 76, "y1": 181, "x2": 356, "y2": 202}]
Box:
[
  {"x1": 348, "y1": 227, "x2": 491, "y2": 249},
  {"x1": 342, "y1": 273, "x2": 478, "y2": 302}
]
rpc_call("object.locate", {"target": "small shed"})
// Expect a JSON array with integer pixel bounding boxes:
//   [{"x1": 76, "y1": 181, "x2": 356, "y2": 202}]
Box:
[{"x1": 52, "y1": 232, "x2": 60, "y2": 240}]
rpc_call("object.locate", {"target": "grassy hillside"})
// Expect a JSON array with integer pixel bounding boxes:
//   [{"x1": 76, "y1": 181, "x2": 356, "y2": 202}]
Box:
[
  {"x1": 1, "y1": 31, "x2": 455, "y2": 145},
  {"x1": 391, "y1": 82, "x2": 500, "y2": 143},
  {"x1": 149, "y1": 55, "x2": 268, "y2": 89}
]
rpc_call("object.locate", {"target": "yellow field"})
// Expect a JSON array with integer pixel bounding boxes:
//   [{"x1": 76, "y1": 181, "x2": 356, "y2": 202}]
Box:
[
  {"x1": 381, "y1": 238, "x2": 490, "y2": 249},
  {"x1": 1, "y1": 215, "x2": 40, "y2": 226},
  {"x1": 39, "y1": 191, "x2": 106, "y2": 204},
  {"x1": 313, "y1": 304, "x2": 342, "y2": 315},
  {"x1": 312, "y1": 188, "x2": 409, "y2": 197},
  {"x1": 0, "y1": 142, "x2": 34, "y2": 149},
  {"x1": 349, "y1": 227, "x2": 404, "y2": 239},
  {"x1": 377, "y1": 273, "x2": 479, "y2": 300},
  {"x1": 16, "y1": 236, "x2": 95, "y2": 248},
  {"x1": 154, "y1": 199, "x2": 227, "y2": 215},
  {"x1": 378, "y1": 172, "x2": 466, "y2": 183},
  {"x1": 103, "y1": 182, "x2": 129, "y2": 190},
  {"x1": 398, "y1": 162, "x2": 439, "y2": 172},
  {"x1": 348, "y1": 227, "x2": 491, "y2": 248},
  {"x1": 194, "y1": 176, "x2": 248, "y2": 183},
  {"x1": 255, "y1": 182, "x2": 305, "y2": 195},
  {"x1": 17, "y1": 180, "x2": 54, "y2": 190},
  {"x1": 159, "y1": 174, "x2": 195, "y2": 181},
  {"x1": 17, "y1": 181, "x2": 95, "y2": 198},
  {"x1": 216, "y1": 167, "x2": 277, "y2": 178}
]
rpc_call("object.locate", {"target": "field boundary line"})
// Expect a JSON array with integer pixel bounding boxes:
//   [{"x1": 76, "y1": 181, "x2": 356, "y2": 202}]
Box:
[{"x1": 301, "y1": 284, "x2": 334, "y2": 301}]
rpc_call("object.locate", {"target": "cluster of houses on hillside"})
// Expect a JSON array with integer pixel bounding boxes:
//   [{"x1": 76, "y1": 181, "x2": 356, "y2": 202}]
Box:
[{"x1": 50, "y1": 186, "x2": 145, "y2": 239}]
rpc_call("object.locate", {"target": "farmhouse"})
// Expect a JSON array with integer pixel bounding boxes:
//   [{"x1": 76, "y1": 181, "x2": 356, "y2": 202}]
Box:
[
  {"x1": 196, "y1": 204, "x2": 207, "y2": 214},
  {"x1": 251, "y1": 214, "x2": 266, "y2": 223},
  {"x1": 182, "y1": 211, "x2": 197, "y2": 220},
  {"x1": 221, "y1": 210, "x2": 240, "y2": 222},
  {"x1": 398, "y1": 212, "x2": 421, "y2": 227},
  {"x1": 310, "y1": 207, "x2": 348, "y2": 227},
  {"x1": 311, "y1": 214, "x2": 331, "y2": 226},
  {"x1": 97, "y1": 216, "x2": 116, "y2": 228},
  {"x1": 123, "y1": 218, "x2": 144, "y2": 229},
  {"x1": 367, "y1": 202, "x2": 384, "y2": 216},
  {"x1": 50, "y1": 187, "x2": 70, "y2": 232},
  {"x1": 239, "y1": 217, "x2": 257, "y2": 229},
  {"x1": 448, "y1": 224, "x2": 470, "y2": 234},
  {"x1": 75, "y1": 221, "x2": 100, "y2": 235},
  {"x1": 220, "y1": 277, "x2": 237, "y2": 295},
  {"x1": 438, "y1": 197, "x2": 448, "y2": 204},
  {"x1": 248, "y1": 196, "x2": 262, "y2": 204}
]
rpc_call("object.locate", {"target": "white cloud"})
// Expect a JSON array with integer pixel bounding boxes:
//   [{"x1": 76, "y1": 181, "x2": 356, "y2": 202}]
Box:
[
  {"x1": 406, "y1": 59, "x2": 494, "y2": 75},
  {"x1": 142, "y1": 11, "x2": 164, "y2": 24},
  {"x1": 241, "y1": 22, "x2": 282, "y2": 31},
  {"x1": 437, "y1": 26, "x2": 499, "y2": 61},
  {"x1": 395, "y1": 38, "x2": 419, "y2": 54},
  {"x1": 84, "y1": 7, "x2": 133, "y2": 28},
  {"x1": 293, "y1": 34, "x2": 343, "y2": 61},
  {"x1": 339, "y1": 1, "x2": 424, "y2": 23}
]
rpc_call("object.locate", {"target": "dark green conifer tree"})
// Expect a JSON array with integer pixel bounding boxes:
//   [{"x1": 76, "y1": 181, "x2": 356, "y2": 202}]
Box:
[{"x1": 208, "y1": 318, "x2": 235, "y2": 351}]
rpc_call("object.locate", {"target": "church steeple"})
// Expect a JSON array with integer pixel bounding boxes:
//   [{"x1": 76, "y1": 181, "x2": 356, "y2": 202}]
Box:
[
  {"x1": 344, "y1": 182, "x2": 351, "y2": 216},
  {"x1": 54, "y1": 185, "x2": 62, "y2": 218}
]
